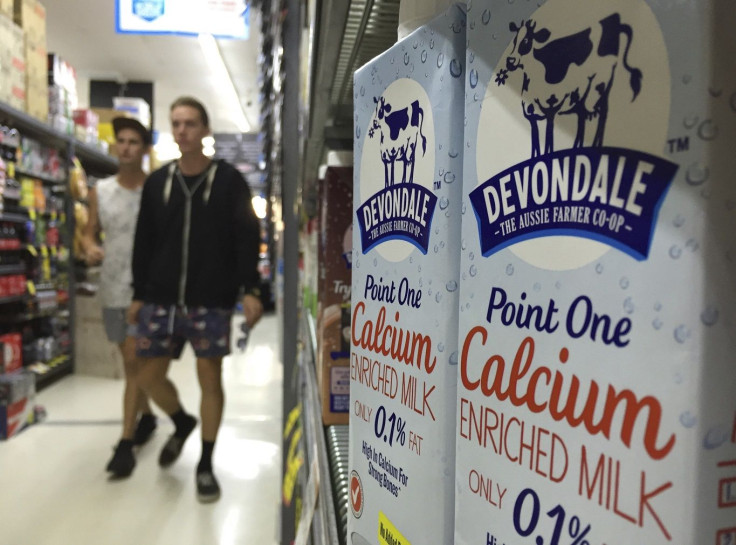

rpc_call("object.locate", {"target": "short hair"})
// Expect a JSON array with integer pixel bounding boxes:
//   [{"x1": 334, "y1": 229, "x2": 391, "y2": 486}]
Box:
[{"x1": 170, "y1": 96, "x2": 210, "y2": 128}]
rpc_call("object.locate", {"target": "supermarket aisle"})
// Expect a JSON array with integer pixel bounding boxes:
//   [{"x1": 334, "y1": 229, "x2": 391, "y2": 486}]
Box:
[{"x1": 0, "y1": 313, "x2": 282, "y2": 545}]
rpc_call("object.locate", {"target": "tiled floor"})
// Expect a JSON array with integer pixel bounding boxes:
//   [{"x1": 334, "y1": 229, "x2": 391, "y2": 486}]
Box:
[{"x1": 0, "y1": 314, "x2": 282, "y2": 545}]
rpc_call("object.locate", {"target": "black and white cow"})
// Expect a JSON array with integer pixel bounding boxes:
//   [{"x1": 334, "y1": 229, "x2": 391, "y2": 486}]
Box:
[
  {"x1": 500, "y1": 13, "x2": 642, "y2": 153},
  {"x1": 370, "y1": 96, "x2": 427, "y2": 186}
]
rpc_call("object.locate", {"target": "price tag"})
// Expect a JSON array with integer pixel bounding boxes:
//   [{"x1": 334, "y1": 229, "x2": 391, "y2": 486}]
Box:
[
  {"x1": 29, "y1": 209, "x2": 36, "y2": 221},
  {"x1": 26, "y1": 280, "x2": 36, "y2": 296},
  {"x1": 26, "y1": 245, "x2": 37, "y2": 257}
]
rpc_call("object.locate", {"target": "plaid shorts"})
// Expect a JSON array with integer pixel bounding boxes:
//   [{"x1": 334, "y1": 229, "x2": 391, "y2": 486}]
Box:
[{"x1": 136, "y1": 304, "x2": 233, "y2": 359}]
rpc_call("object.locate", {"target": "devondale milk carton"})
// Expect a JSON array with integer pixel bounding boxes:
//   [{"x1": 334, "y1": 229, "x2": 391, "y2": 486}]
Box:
[
  {"x1": 455, "y1": 1, "x2": 736, "y2": 544},
  {"x1": 349, "y1": 5, "x2": 465, "y2": 545}
]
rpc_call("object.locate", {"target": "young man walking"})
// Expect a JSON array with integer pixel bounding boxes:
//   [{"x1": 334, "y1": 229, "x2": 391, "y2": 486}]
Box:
[
  {"x1": 128, "y1": 96, "x2": 264, "y2": 502},
  {"x1": 82, "y1": 117, "x2": 158, "y2": 478}
]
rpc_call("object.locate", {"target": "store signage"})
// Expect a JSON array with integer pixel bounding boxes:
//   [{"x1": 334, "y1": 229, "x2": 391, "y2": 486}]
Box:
[{"x1": 115, "y1": 0, "x2": 249, "y2": 39}]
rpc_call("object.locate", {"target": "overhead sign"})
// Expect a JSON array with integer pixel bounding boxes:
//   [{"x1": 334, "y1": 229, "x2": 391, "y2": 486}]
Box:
[{"x1": 115, "y1": 0, "x2": 249, "y2": 39}]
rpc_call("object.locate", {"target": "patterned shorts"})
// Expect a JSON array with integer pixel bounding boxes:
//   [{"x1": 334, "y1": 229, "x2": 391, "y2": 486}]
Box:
[{"x1": 136, "y1": 304, "x2": 233, "y2": 359}]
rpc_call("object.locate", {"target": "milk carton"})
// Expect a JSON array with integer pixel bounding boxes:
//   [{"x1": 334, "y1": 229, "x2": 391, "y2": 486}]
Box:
[
  {"x1": 455, "y1": 1, "x2": 736, "y2": 544},
  {"x1": 349, "y1": 5, "x2": 465, "y2": 544}
]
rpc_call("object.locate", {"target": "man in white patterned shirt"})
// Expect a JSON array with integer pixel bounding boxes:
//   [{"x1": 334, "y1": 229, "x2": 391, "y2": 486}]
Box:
[{"x1": 82, "y1": 117, "x2": 160, "y2": 478}]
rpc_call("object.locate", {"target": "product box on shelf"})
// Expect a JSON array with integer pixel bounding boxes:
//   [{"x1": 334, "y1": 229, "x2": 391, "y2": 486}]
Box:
[
  {"x1": 0, "y1": 13, "x2": 25, "y2": 111},
  {"x1": 0, "y1": 368, "x2": 35, "y2": 439},
  {"x1": 349, "y1": 5, "x2": 465, "y2": 545},
  {"x1": 454, "y1": 2, "x2": 736, "y2": 545},
  {"x1": 12, "y1": 0, "x2": 45, "y2": 48},
  {"x1": 316, "y1": 166, "x2": 352, "y2": 426},
  {"x1": 0, "y1": 0, "x2": 12, "y2": 19},
  {"x1": 0, "y1": 332, "x2": 22, "y2": 374}
]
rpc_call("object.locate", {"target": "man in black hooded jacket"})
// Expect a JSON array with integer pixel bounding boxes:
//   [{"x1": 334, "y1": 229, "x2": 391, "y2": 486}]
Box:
[{"x1": 128, "y1": 96, "x2": 263, "y2": 503}]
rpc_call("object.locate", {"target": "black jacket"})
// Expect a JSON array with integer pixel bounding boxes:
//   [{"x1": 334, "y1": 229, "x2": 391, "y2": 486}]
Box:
[{"x1": 132, "y1": 159, "x2": 261, "y2": 308}]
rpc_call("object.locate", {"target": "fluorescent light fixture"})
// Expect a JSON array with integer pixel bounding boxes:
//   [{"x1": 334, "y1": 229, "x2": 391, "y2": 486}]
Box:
[{"x1": 198, "y1": 33, "x2": 251, "y2": 133}]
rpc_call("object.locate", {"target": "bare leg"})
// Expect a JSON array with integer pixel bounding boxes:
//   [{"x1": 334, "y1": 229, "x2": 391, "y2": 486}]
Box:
[
  {"x1": 137, "y1": 356, "x2": 181, "y2": 415},
  {"x1": 196, "y1": 357, "x2": 224, "y2": 442},
  {"x1": 118, "y1": 336, "x2": 153, "y2": 439}
]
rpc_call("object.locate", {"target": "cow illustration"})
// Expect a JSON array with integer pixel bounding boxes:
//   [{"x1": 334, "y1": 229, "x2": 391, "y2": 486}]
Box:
[
  {"x1": 498, "y1": 13, "x2": 642, "y2": 155},
  {"x1": 369, "y1": 96, "x2": 427, "y2": 186}
]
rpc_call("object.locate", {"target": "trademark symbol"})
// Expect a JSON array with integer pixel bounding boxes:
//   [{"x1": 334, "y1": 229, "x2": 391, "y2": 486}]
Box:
[
  {"x1": 434, "y1": 180, "x2": 442, "y2": 190},
  {"x1": 667, "y1": 136, "x2": 689, "y2": 153}
]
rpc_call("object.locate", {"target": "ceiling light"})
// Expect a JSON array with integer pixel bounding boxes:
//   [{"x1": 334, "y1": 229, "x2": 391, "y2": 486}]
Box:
[
  {"x1": 251, "y1": 195, "x2": 267, "y2": 219},
  {"x1": 198, "y1": 33, "x2": 251, "y2": 133}
]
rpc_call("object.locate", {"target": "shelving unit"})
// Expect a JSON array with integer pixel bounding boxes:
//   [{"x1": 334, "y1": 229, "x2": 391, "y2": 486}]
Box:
[{"x1": 0, "y1": 99, "x2": 117, "y2": 390}]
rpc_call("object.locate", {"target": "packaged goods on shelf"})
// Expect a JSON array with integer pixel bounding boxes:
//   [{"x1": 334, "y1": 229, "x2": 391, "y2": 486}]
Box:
[
  {"x1": 0, "y1": 368, "x2": 35, "y2": 438},
  {"x1": 349, "y1": 6, "x2": 465, "y2": 545},
  {"x1": 0, "y1": 13, "x2": 25, "y2": 111},
  {"x1": 0, "y1": 332, "x2": 22, "y2": 374},
  {"x1": 454, "y1": 2, "x2": 736, "y2": 545},
  {"x1": 0, "y1": 0, "x2": 12, "y2": 18},
  {"x1": 12, "y1": 0, "x2": 45, "y2": 48},
  {"x1": 316, "y1": 166, "x2": 352, "y2": 426},
  {"x1": 72, "y1": 108, "x2": 98, "y2": 145}
]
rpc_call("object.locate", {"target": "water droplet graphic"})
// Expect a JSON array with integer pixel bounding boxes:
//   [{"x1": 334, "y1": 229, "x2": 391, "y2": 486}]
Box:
[
  {"x1": 700, "y1": 306, "x2": 719, "y2": 326},
  {"x1": 708, "y1": 87, "x2": 722, "y2": 98},
  {"x1": 679, "y1": 412, "x2": 697, "y2": 428},
  {"x1": 440, "y1": 240, "x2": 445, "y2": 249},
  {"x1": 481, "y1": 9, "x2": 491, "y2": 24},
  {"x1": 449, "y1": 148, "x2": 459, "y2": 158},
  {"x1": 452, "y1": 22, "x2": 462, "y2": 34},
  {"x1": 469, "y1": 264, "x2": 478, "y2": 277},
  {"x1": 435, "y1": 292, "x2": 442, "y2": 303},
  {"x1": 373, "y1": 258, "x2": 377, "y2": 266},
  {"x1": 595, "y1": 263, "x2": 604, "y2": 274},
  {"x1": 450, "y1": 59, "x2": 463, "y2": 78},
  {"x1": 469, "y1": 52, "x2": 475, "y2": 63},
  {"x1": 697, "y1": 119, "x2": 718, "y2": 140},
  {"x1": 439, "y1": 167, "x2": 445, "y2": 176},
  {"x1": 619, "y1": 277, "x2": 629, "y2": 289},
  {"x1": 704, "y1": 426, "x2": 728, "y2": 449},
  {"x1": 701, "y1": 187, "x2": 711, "y2": 199},
  {"x1": 506, "y1": 264, "x2": 514, "y2": 276},
  {"x1": 469, "y1": 252, "x2": 475, "y2": 261},
  {"x1": 438, "y1": 342, "x2": 445, "y2": 353},
  {"x1": 404, "y1": 52, "x2": 410, "y2": 65},
  {"x1": 674, "y1": 324, "x2": 690, "y2": 343},
  {"x1": 437, "y1": 53, "x2": 444, "y2": 68},
  {"x1": 444, "y1": 172, "x2": 456, "y2": 184},
  {"x1": 429, "y1": 39, "x2": 435, "y2": 49},
  {"x1": 686, "y1": 162, "x2": 709, "y2": 185},
  {"x1": 446, "y1": 280, "x2": 458, "y2": 292},
  {"x1": 533, "y1": 283, "x2": 541, "y2": 292},
  {"x1": 421, "y1": 50, "x2": 427, "y2": 63},
  {"x1": 685, "y1": 238, "x2": 699, "y2": 252},
  {"x1": 355, "y1": 259, "x2": 360, "y2": 269},
  {"x1": 683, "y1": 114, "x2": 698, "y2": 129},
  {"x1": 434, "y1": 245, "x2": 439, "y2": 253},
  {"x1": 428, "y1": 288, "x2": 433, "y2": 296},
  {"x1": 461, "y1": 239, "x2": 466, "y2": 250},
  {"x1": 673, "y1": 214, "x2": 685, "y2": 227},
  {"x1": 449, "y1": 352, "x2": 459, "y2": 366},
  {"x1": 623, "y1": 297, "x2": 635, "y2": 314},
  {"x1": 652, "y1": 318, "x2": 663, "y2": 330},
  {"x1": 669, "y1": 245, "x2": 682, "y2": 259},
  {"x1": 469, "y1": 69, "x2": 479, "y2": 88},
  {"x1": 673, "y1": 372, "x2": 684, "y2": 384},
  {"x1": 462, "y1": 203, "x2": 467, "y2": 214}
]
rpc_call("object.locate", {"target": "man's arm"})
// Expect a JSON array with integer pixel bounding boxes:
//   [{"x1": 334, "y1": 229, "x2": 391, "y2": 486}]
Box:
[
  {"x1": 80, "y1": 185, "x2": 104, "y2": 265},
  {"x1": 232, "y1": 168, "x2": 264, "y2": 327}
]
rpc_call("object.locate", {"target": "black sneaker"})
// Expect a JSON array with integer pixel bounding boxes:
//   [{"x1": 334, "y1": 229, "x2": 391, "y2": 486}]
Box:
[
  {"x1": 158, "y1": 415, "x2": 197, "y2": 467},
  {"x1": 106, "y1": 442, "x2": 136, "y2": 478},
  {"x1": 196, "y1": 469, "x2": 221, "y2": 503},
  {"x1": 133, "y1": 414, "x2": 157, "y2": 446}
]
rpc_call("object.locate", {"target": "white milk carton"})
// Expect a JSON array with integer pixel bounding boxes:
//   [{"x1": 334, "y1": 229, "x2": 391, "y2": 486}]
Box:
[
  {"x1": 455, "y1": 1, "x2": 736, "y2": 544},
  {"x1": 349, "y1": 5, "x2": 465, "y2": 545}
]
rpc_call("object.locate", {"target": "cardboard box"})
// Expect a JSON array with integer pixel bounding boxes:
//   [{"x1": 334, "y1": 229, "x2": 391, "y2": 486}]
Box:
[
  {"x1": 0, "y1": 369, "x2": 35, "y2": 439},
  {"x1": 0, "y1": 332, "x2": 22, "y2": 374},
  {"x1": 454, "y1": 1, "x2": 736, "y2": 544},
  {"x1": 13, "y1": 0, "x2": 44, "y2": 47},
  {"x1": 316, "y1": 166, "x2": 352, "y2": 426},
  {"x1": 349, "y1": 5, "x2": 465, "y2": 544}
]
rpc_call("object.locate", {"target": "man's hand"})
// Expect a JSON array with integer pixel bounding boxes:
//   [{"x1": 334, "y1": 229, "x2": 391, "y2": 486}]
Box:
[
  {"x1": 127, "y1": 300, "x2": 144, "y2": 325},
  {"x1": 83, "y1": 243, "x2": 104, "y2": 266},
  {"x1": 242, "y1": 294, "x2": 264, "y2": 328}
]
